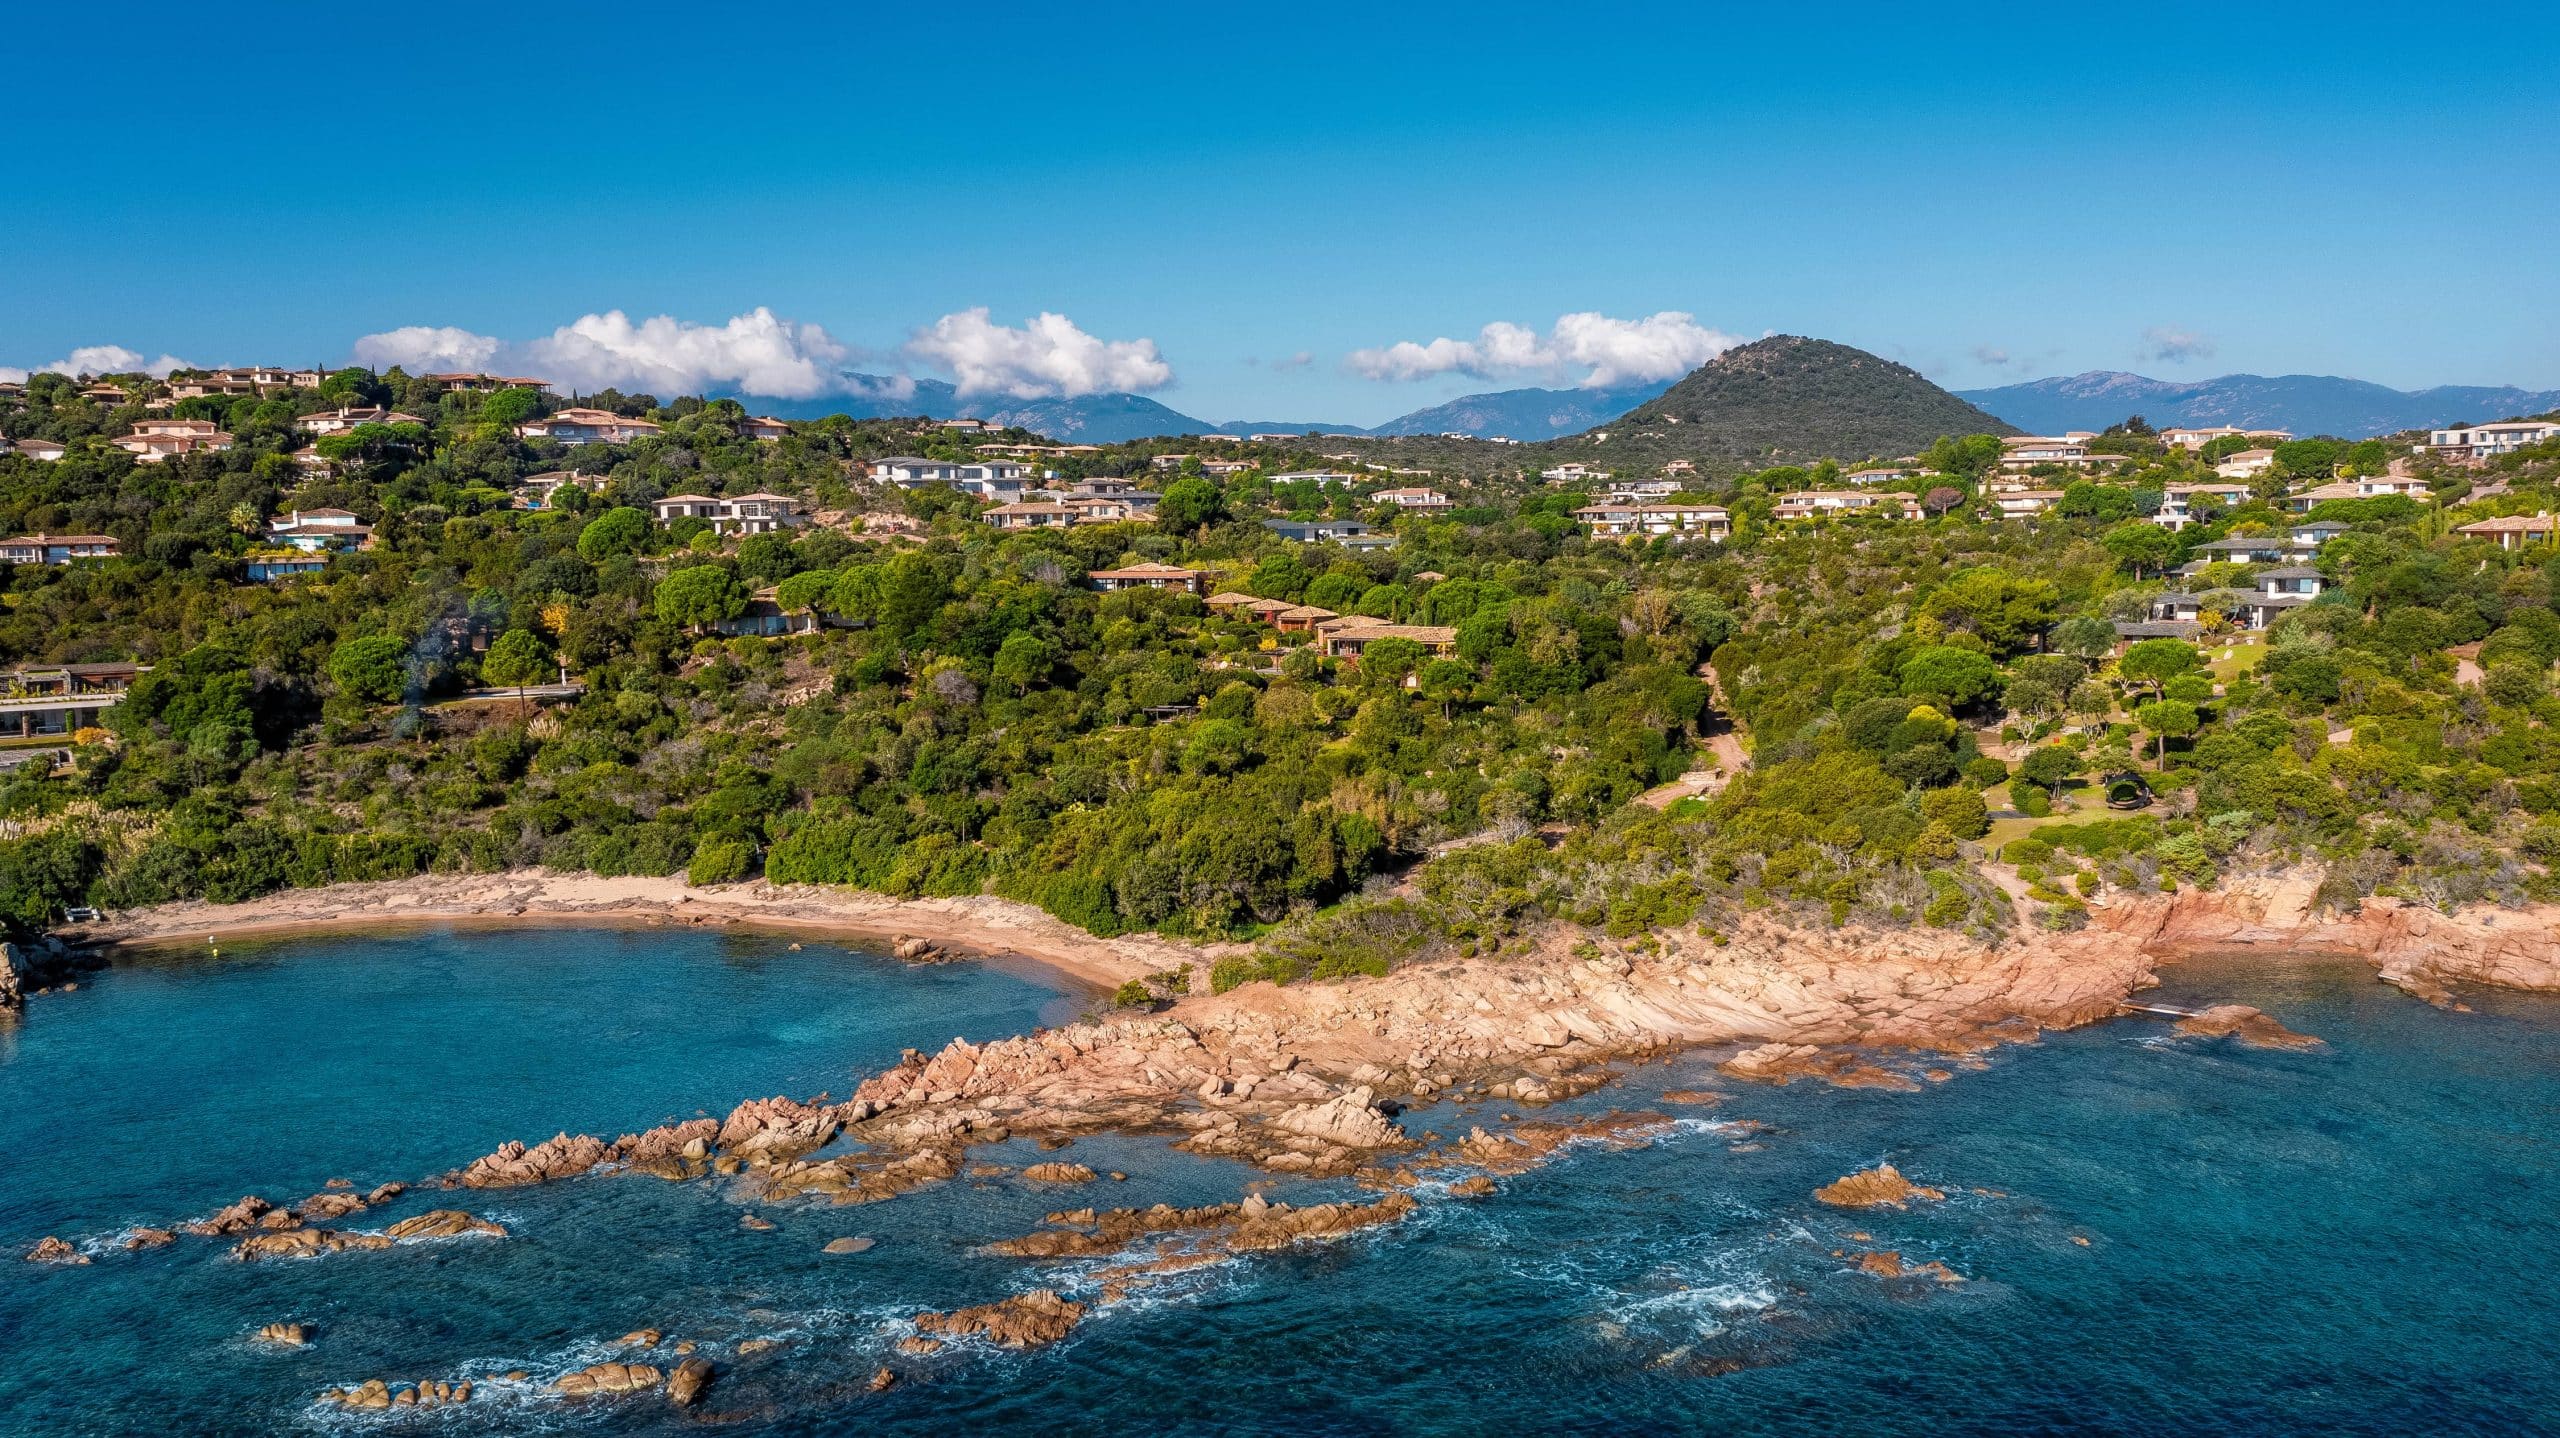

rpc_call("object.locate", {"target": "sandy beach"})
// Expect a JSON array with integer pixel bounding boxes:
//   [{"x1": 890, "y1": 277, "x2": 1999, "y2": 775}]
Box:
[{"x1": 62, "y1": 871, "x2": 1234, "y2": 994}]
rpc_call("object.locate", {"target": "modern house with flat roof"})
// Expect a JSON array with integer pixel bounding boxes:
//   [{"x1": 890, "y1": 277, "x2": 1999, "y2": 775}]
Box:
[
  {"x1": 2161, "y1": 424, "x2": 2292, "y2": 451},
  {"x1": 2429, "y1": 421, "x2": 2560, "y2": 463},
  {"x1": 1, "y1": 662, "x2": 147, "y2": 737},
  {"x1": 650, "y1": 493, "x2": 806, "y2": 535},
  {"x1": 1263, "y1": 517, "x2": 1377, "y2": 544}
]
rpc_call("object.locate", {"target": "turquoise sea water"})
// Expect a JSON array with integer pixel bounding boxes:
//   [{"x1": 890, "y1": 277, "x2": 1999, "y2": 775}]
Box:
[{"x1": 3, "y1": 929, "x2": 2557, "y2": 1436}]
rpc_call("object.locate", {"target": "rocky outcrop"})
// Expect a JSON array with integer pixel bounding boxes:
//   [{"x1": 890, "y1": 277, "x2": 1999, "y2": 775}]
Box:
[
  {"x1": 1269, "y1": 1085, "x2": 1405, "y2": 1149},
  {"x1": 1813, "y1": 1164, "x2": 1944, "y2": 1209},
  {"x1": 255, "y1": 1322, "x2": 310, "y2": 1345},
  {"x1": 1019, "y1": 1162, "x2": 1097, "y2": 1183},
  {"x1": 0, "y1": 942, "x2": 23, "y2": 1011},
  {"x1": 456, "y1": 1132, "x2": 613, "y2": 1188},
  {"x1": 823, "y1": 1236, "x2": 875, "y2": 1254},
  {"x1": 912, "y1": 1289, "x2": 1086, "y2": 1349},
  {"x1": 2092, "y1": 881, "x2": 2560, "y2": 1004},
  {"x1": 234, "y1": 1210, "x2": 499, "y2": 1259},
  {"x1": 667, "y1": 1356, "x2": 714, "y2": 1407},
  {"x1": 617, "y1": 1118, "x2": 721, "y2": 1179},
  {"x1": 25, "y1": 1236, "x2": 86, "y2": 1264},
  {"x1": 184, "y1": 1196, "x2": 275, "y2": 1236},
  {"x1": 381, "y1": 1210, "x2": 506, "y2": 1240},
  {"x1": 2173, "y1": 1004, "x2": 2325, "y2": 1049},
  {"x1": 553, "y1": 1363, "x2": 663, "y2": 1397},
  {"x1": 716, "y1": 1096, "x2": 841, "y2": 1164},
  {"x1": 235, "y1": 1229, "x2": 393, "y2": 1261}
]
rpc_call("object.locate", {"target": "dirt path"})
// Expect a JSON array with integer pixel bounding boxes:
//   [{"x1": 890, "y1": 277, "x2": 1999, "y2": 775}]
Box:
[{"x1": 1638, "y1": 730, "x2": 1748, "y2": 809}]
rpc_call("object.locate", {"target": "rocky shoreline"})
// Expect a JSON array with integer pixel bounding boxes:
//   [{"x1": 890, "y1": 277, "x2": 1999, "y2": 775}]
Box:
[
  {"x1": 18, "y1": 874, "x2": 2560, "y2": 1413},
  {"x1": 41, "y1": 875, "x2": 2554, "y2": 1269}
]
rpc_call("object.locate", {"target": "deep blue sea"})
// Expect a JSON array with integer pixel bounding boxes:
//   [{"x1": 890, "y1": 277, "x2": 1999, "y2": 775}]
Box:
[{"x1": 3, "y1": 928, "x2": 2556, "y2": 1436}]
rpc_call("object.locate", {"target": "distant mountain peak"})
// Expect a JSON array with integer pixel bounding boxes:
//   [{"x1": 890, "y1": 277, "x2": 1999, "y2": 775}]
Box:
[
  {"x1": 1958, "y1": 371, "x2": 2560, "y2": 438},
  {"x1": 1591, "y1": 336, "x2": 2016, "y2": 465}
]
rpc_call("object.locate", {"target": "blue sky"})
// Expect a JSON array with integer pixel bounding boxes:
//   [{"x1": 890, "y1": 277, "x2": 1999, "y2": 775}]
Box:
[{"x1": 7, "y1": 1, "x2": 2557, "y2": 424}]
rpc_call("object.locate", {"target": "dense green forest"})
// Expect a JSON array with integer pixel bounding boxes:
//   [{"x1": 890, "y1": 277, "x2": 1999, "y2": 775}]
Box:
[{"x1": 6, "y1": 366, "x2": 2560, "y2": 996}]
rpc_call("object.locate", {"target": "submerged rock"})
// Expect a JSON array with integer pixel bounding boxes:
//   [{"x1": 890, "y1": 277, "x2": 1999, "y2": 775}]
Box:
[
  {"x1": 1852, "y1": 1249, "x2": 1965, "y2": 1282},
  {"x1": 823, "y1": 1236, "x2": 875, "y2": 1254},
  {"x1": 320, "y1": 1377, "x2": 471, "y2": 1409},
  {"x1": 2173, "y1": 1004, "x2": 2325, "y2": 1050},
  {"x1": 1814, "y1": 1164, "x2": 1945, "y2": 1209}
]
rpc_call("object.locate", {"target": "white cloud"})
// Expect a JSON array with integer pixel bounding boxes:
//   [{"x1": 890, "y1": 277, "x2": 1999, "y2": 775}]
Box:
[
  {"x1": 902, "y1": 308, "x2": 1172, "y2": 399},
  {"x1": 0, "y1": 344, "x2": 191, "y2": 383},
  {"x1": 524, "y1": 309, "x2": 850, "y2": 399},
  {"x1": 1270, "y1": 350, "x2": 1314, "y2": 372},
  {"x1": 349, "y1": 308, "x2": 853, "y2": 398},
  {"x1": 352, "y1": 325, "x2": 503, "y2": 374},
  {"x1": 1345, "y1": 311, "x2": 1740, "y2": 389},
  {"x1": 2137, "y1": 325, "x2": 2216, "y2": 364}
]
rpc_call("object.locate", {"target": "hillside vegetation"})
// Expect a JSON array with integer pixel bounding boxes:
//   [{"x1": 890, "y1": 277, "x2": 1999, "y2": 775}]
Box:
[{"x1": 6, "y1": 363, "x2": 2560, "y2": 1000}]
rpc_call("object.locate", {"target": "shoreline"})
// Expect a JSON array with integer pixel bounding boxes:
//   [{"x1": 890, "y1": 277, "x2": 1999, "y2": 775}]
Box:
[{"x1": 61, "y1": 872, "x2": 1239, "y2": 997}]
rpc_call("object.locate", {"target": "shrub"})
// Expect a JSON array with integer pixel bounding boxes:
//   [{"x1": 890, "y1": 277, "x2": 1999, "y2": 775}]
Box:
[
  {"x1": 686, "y1": 838, "x2": 754, "y2": 886},
  {"x1": 1920, "y1": 786, "x2": 1991, "y2": 840}
]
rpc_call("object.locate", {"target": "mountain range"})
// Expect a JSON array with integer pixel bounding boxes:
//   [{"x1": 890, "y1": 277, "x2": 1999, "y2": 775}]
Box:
[
  {"x1": 1956, "y1": 372, "x2": 2560, "y2": 439},
  {"x1": 727, "y1": 356, "x2": 2560, "y2": 453},
  {"x1": 727, "y1": 375, "x2": 1673, "y2": 445}
]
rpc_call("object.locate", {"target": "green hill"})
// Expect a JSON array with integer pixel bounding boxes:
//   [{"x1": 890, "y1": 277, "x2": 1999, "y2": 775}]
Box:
[{"x1": 1587, "y1": 335, "x2": 2019, "y2": 470}]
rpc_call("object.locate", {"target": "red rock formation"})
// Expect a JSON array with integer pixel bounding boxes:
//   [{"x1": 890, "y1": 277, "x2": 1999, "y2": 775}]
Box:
[
  {"x1": 1813, "y1": 1164, "x2": 1945, "y2": 1209},
  {"x1": 912, "y1": 1289, "x2": 1087, "y2": 1348},
  {"x1": 456, "y1": 1132, "x2": 612, "y2": 1188}
]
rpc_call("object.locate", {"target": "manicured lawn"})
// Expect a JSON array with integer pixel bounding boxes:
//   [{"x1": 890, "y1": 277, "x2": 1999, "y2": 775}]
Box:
[{"x1": 2204, "y1": 635, "x2": 2266, "y2": 684}]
